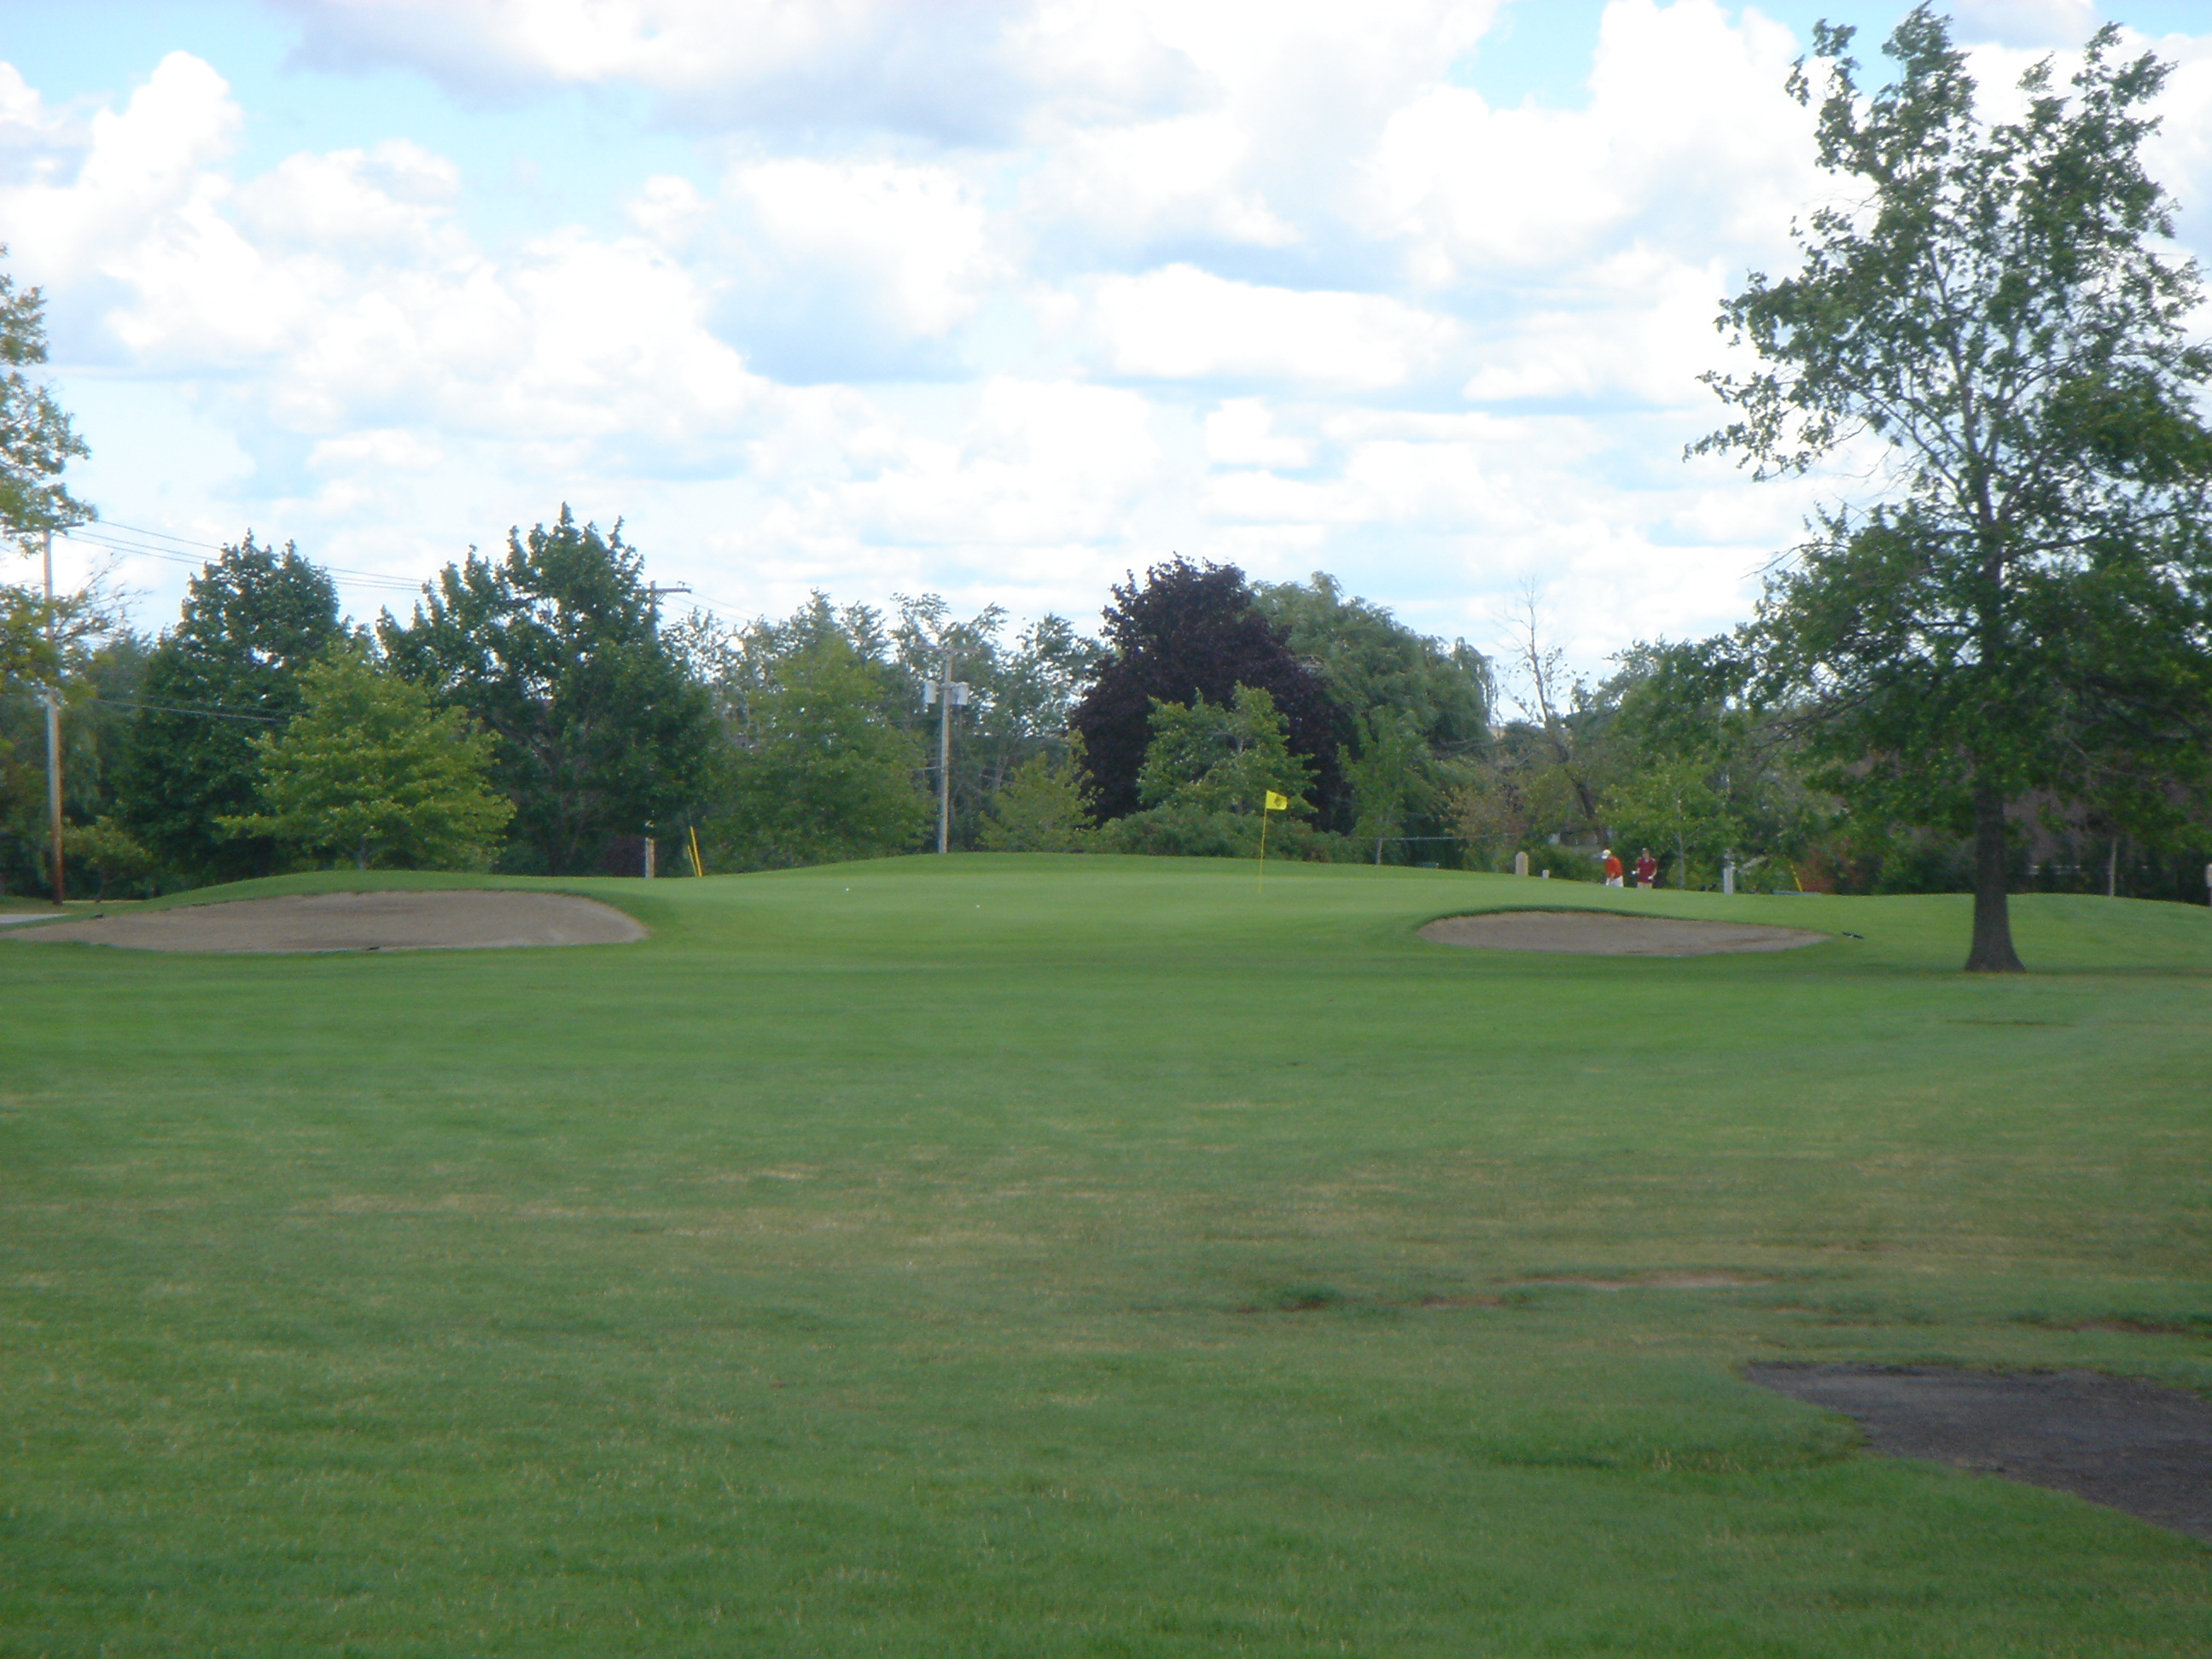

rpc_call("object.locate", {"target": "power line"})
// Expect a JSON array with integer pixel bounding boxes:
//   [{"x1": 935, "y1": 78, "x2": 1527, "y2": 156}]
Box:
[
  {"x1": 92, "y1": 519, "x2": 433, "y2": 592},
  {"x1": 89, "y1": 696, "x2": 283, "y2": 725},
  {"x1": 1, "y1": 690, "x2": 283, "y2": 724},
  {"x1": 54, "y1": 517, "x2": 731, "y2": 614},
  {"x1": 56, "y1": 524, "x2": 430, "y2": 595}
]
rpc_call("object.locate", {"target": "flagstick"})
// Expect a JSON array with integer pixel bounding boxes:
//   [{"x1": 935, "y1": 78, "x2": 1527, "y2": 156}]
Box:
[{"x1": 1257, "y1": 802, "x2": 1270, "y2": 891}]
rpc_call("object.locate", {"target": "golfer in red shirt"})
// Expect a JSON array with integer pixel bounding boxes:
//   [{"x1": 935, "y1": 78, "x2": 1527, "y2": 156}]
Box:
[
  {"x1": 1603, "y1": 848, "x2": 1624, "y2": 888},
  {"x1": 1635, "y1": 848, "x2": 1658, "y2": 888}
]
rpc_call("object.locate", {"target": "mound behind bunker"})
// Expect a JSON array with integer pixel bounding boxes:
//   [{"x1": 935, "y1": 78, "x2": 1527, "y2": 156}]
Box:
[
  {"x1": 1749, "y1": 1365, "x2": 2212, "y2": 1541},
  {"x1": 9, "y1": 890, "x2": 646, "y2": 954},
  {"x1": 1419, "y1": 910, "x2": 1825, "y2": 957}
]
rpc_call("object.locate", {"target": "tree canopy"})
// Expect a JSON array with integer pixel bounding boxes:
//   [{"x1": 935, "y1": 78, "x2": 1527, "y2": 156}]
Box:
[
  {"x1": 114, "y1": 537, "x2": 346, "y2": 881},
  {"x1": 379, "y1": 507, "x2": 720, "y2": 875},
  {"x1": 0, "y1": 248, "x2": 91, "y2": 545},
  {"x1": 1135, "y1": 685, "x2": 1313, "y2": 822},
  {"x1": 1072, "y1": 559, "x2": 1343, "y2": 822},
  {"x1": 977, "y1": 741, "x2": 1094, "y2": 853},
  {"x1": 717, "y1": 629, "x2": 930, "y2": 869},
  {"x1": 1103, "y1": 684, "x2": 1317, "y2": 860},
  {"x1": 220, "y1": 647, "x2": 513, "y2": 871},
  {"x1": 1699, "y1": 9, "x2": 2212, "y2": 968},
  {"x1": 1252, "y1": 573, "x2": 1490, "y2": 760}
]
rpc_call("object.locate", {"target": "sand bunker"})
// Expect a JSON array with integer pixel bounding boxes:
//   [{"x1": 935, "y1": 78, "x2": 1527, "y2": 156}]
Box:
[
  {"x1": 1420, "y1": 910, "x2": 1826, "y2": 957},
  {"x1": 1749, "y1": 1364, "x2": 2212, "y2": 1541},
  {"x1": 7, "y1": 889, "x2": 646, "y2": 954}
]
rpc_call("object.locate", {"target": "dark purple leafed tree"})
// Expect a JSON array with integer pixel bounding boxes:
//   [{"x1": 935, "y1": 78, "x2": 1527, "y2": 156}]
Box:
[{"x1": 1071, "y1": 557, "x2": 1347, "y2": 822}]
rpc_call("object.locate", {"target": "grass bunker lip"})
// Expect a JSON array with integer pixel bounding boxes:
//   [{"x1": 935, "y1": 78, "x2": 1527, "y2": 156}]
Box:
[
  {"x1": 1747, "y1": 1363, "x2": 2212, "y2": 1542},
  {"x1": 4, "y1": 888, "x2": 647, "y2": 953},
  {"x1": 1419, "y1": 910, "x2": 1829, "y2": 956}
]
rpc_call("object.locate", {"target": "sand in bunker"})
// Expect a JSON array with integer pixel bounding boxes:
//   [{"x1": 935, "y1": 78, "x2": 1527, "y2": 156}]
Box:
[
  {"x1": 9, "y1": 889, "x2": 647, "y2": 954},
  {"x1": 1420, "y1": 910, "x2": 1826, "y2": 957}
]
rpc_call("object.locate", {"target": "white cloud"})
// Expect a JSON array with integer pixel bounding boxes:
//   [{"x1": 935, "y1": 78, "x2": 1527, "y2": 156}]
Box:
[
  {"x1": 832, "y1": 377, "x2": 1161, "y2": 546},
  {"x1": 275, "y1": 0, "x2": 1503, "y2": 155},
  {"x1": 279, "y1": 0, "x2": 909, "y2": 97},
  {"x1": 1951, "y1": 0, "x2": 2099, "y2": 49},
  {"x1": 1461, "y1": 247, "x2": 1741, "y2": 410},
  {"x1": 1091, "y1": 265, "x2": 1456, "y2": 389},
  {"x1": 16, "y1": 2, "x2": 2212, "y2": 672},
  {"x1": 1022, "y1": 112, "x2": 1299, "y2": 253},
  {"x1": 233, "y1": 141, "x2": 461, "y2": 257},
  {"x1": 310, "y1": 428, "x2": 444, "y2": 473},
  {"x1": 625, "y1": 173, "x2": 710, "y2": 249},
  {"x1": 0, "y1": 52, "x2": 239, "y2": 291},
  {"x1": 730, "y1": 158, "x2": 998, "y2": 339},
  {"x1": 1370, "y1": 0, "x2": 1813, "y2": 277},
  {"x1": 1205, "y1": 399, "x2": 1311, "y2": 468},
  {"x1": 276, "y1": 0, "x2": 1088, "y2": 141}
]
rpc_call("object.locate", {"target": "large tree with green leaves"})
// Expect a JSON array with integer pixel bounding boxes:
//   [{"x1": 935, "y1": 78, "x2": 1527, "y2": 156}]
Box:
[
  {"x1": 1254, "y1": 573, "x2": 1492, "y2": 853},
  {"x1": 718, "y1": 630, "x2": 930, "y2": 870},
  {"x1": 1103, "y1": 685, "x2": 1317, "y2": 859},
  {"x1": 379, "y1": 507, "x2": 719, "y2": 875},
  {"x1": 1700, "y1": 9, "x2": 2212, "y2": 969},
  {"x1": 977, "y1": 742, "x2": 1096, "y2": 853},
  {"x1": 219, "y1": 648, "x2": 512, "y2": 871},
  {"x1": 115, "y1": 538, "x2": 346, "y2": 881},
  {"x1": 1595, "y1": 640, "x2": 1831, "y2": 889},
  {"x1": 1, "y1": 247, "x2": 92, "y2": 546}
]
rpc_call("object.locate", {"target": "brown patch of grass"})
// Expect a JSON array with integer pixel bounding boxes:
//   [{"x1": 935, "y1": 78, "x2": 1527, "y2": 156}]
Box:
[{"x1": 1518, "y1": 1272, "x2": 1774, "y2": 1291}]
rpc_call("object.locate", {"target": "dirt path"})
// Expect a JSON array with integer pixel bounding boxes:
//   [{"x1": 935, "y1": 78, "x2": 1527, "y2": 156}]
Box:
[
  {"x1": 6, "y1": 889, "x2": 647, "y2": 953},
  {"x1": 1419, "y1": 911, "x2": 1828, "y2": 957},
  {"x1": 1749, "y1": 1364, "x2": 2212, "y2": 1540}
]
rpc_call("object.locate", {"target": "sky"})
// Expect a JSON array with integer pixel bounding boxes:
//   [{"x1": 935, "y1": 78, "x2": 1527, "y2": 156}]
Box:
[{"x1": 5, "y1": 0, "x2": 2212, "y2": 667}]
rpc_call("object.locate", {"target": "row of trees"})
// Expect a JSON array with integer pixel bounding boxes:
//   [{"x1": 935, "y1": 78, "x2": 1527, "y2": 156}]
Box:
[
  {"x1": 7, "y1": 11, "x2": 2212, "y2": 969},
  {"x1": 12, "y1": 509, "x2": 2197, "y2": 914},
  {"x1": 0, "y1": 519, "x2": 1508, "y2": 890}
]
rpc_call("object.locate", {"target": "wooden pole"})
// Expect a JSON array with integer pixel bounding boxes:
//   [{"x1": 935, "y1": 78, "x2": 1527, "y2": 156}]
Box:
[
  {"x1": 43, "y1": 527, "x2": 63, "y2": 905},
  {"x1": 938, "y1": 652, "x2": 952, "y2": 855}
]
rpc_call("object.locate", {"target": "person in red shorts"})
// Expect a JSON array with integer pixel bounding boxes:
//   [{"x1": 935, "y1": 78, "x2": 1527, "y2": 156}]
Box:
[
  {"x1": 1634, "y1": 847, "x2": 1658, "y2": 888},
  {"x1": 1602, "y1": 848, "x2": 1624, "y2": 888}
]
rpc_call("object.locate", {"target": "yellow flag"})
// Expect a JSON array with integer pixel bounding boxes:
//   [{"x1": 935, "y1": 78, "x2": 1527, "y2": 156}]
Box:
[{"x1": 1262, "y1": 790, "x2": 1289, "y2": 812}]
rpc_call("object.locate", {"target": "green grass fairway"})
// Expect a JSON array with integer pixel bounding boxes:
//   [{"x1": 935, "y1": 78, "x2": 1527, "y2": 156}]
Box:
[{"x1": 3, "y1": 857, "x2": 2209, "y2": 1656}]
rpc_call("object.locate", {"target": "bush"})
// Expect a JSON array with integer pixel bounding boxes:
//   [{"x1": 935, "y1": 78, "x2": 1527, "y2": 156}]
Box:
[
  {"x1": 978, "y1": 746, "x2": 1096, "y2": 853},
  {"x1": 1097, "y1": 806, "x2": 1362, "y2": 863}
]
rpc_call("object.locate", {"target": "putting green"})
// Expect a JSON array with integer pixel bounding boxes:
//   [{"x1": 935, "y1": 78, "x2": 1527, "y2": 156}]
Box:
[{"x1": 2, "y1": 856, "x2": 2208, "y2": 1656}]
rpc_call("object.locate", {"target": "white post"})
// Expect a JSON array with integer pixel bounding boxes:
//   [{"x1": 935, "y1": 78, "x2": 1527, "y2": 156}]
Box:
[
  {"x1": 43, "y1": 527, "x2": 63, "y2": 905},
  {"x1": 1513, "y1": 850, "x2": 1529, "y2": 877}
]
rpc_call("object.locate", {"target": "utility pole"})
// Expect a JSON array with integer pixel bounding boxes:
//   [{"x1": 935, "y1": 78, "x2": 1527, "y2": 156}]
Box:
[
  {"x1": 922, "y1": 652, "x2": 968, "y2": 854},
  {"x1": 639, "y1": 582, "x2": 690, "y2": 877},
  {"x1": 42, "y1": 527, "x2": 63, "y2": 905}
]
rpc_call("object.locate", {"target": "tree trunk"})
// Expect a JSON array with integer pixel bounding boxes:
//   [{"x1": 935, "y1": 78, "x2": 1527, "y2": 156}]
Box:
[
  {"x1": 355, "y1": 837, "x2": 370, "y2": 871},
  {"x1": 1965, "y1": 783, "x2": 2023, "y2": 972}
]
